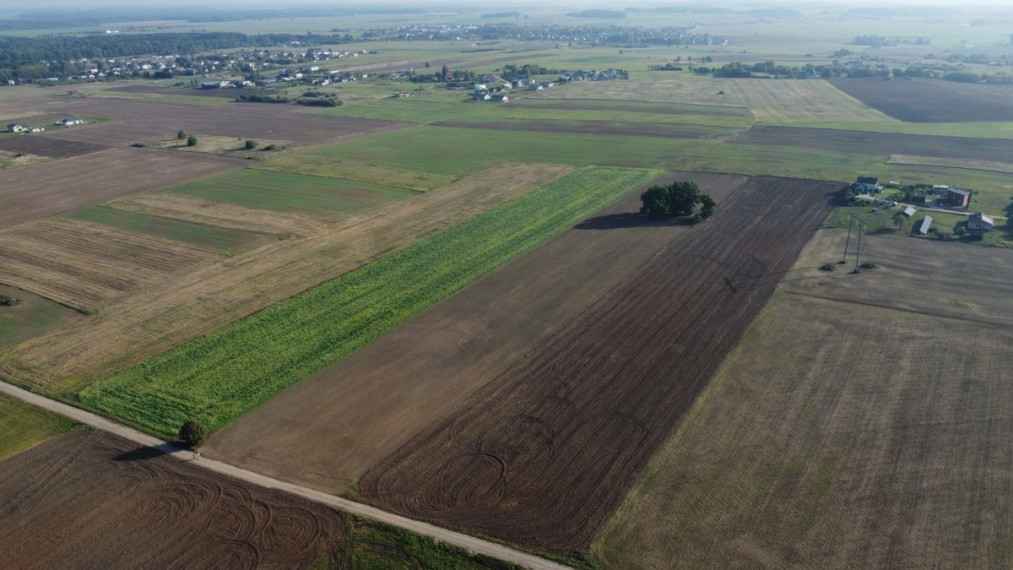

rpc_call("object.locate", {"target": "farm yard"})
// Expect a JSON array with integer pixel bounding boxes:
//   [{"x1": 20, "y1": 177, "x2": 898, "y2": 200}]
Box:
[
  {"x1": 1, "y1": 4, "x2": 1013, "y2": 567},
  {"x1": 597, "y1": 232, "x2": 1013, "y2": 568}
]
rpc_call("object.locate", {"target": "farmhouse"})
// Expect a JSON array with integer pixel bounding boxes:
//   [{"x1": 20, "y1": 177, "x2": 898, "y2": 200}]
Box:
[
  {"x1": 7, "y1": 123, "x2": 29, "y2": 133},
  {"x1": 853, "y1": 176, "x2": 881, "y2": 194},
  {"x1": 946, "y1": 188, "x2": 970, "y2": 208},
  {"x1": 967, "y1": 212, "x2": 994, "y2": 236}
]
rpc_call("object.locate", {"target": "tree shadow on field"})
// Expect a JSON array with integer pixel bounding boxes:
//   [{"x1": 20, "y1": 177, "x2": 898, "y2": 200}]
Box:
[
  {"x1": 575, "y1": 212, "x2": 682, "y2": 230},
  {"x1": 113, "y1": 442, "x2": 181, "y2": 462}
]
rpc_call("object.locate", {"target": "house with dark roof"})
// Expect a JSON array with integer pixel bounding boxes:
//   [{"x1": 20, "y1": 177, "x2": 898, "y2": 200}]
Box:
[
  {"x1": 947, "y1": 188, "x2": 970, "y2": 208},
  {"x1": 967, "y1": 212, "x2": 994, "y2": 236},
  {"x1": 853, "y1": 176, "x2": 881, "y2": 194}
]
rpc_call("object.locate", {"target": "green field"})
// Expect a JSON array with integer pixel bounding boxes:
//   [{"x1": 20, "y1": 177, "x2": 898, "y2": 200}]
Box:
[
  {"x1": 78, "y1": 166, "x2": 659, "y2": 437},
  {"x1": 65, "y1": 205, "x2": 274, "y2": 253},
  {"x1": 166, "y1": 168, "x2": 414, "y2": 220},
  {"x1": 0, "y1": 392, "x2": 78, "y2": 461},
  {"x1": 0, "y1": 287, "x2": 81, "y2": 351}
]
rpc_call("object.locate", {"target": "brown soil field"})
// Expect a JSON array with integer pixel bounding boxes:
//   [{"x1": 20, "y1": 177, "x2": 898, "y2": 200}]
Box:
[
  {"x1": 206, "y1": 173, "x2": 749, "y2": 494},
  {"x1": 40, "y1": 96, "x2": 408, "y2": 146},
  {"x1": 730, "y1": 125, "x2": 1013, "y2": 164},
  {"x1": 109, "y1": 84, "x2": 244, "y2": 99},
  {"x1": 360, "y1": 177, "x2": 840, "y2": 554},
  {"x1": 0, "y1": 430, "x2": 347, "y2": 568},
  {"x1": 0, "y1": 146, "x2": 246, "y2": 228},
  {"x1": 433, "y1": 119, "x2": 735, "y2": 139},
  {"x1": 107, "y1": 194, "x2": 331, "y2": 238},
  {"x1": 0, "y1": 163, "x2": 574, "y2": 391},
  {"x1": 0, "y1": 218, "x2": 221, "y2": 312},
  {"x1": 597, "y1": 231, "x2": 1013, "y2": 568},
  {"x1": 0, "y1": 134, "x2": 108, "y2": 158},
  {"x1": 829, "y1": 77, "x2": 1013, "y2": 123}
]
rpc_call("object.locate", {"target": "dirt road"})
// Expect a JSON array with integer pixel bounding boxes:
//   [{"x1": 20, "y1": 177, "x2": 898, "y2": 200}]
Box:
[{"x1": 0, "y1": 380, "x2": 570, "y2": 570}]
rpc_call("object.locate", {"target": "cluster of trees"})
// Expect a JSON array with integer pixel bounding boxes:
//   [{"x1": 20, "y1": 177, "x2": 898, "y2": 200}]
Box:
[
  {"x1": 713, "y1": 60, "x2": 824, "y2": 78},
  {"x1": 235, "y1": 93, "x2": 341, "y2": 107},
  {"x1": 0, "y1": 32, "x2": 353, "y2": 82},
  {"x1": 640, "y1": 181, "x2": 715, "y2": 223}
]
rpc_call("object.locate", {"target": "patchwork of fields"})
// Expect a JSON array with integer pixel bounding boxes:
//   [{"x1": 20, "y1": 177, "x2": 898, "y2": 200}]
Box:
[{"x1": 1, "y1": 20, "x2": 1012, "y2": 567}]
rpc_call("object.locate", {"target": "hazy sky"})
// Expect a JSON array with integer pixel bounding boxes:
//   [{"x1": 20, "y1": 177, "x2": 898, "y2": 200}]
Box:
[{"x1": 6, "y1": 0, "x2": 1013, "y2": 7}]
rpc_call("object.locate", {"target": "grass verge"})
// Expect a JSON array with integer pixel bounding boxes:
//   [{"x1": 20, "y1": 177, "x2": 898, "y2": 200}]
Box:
[{"x1": 0, "y1": 392, "x2": 78, "y2": 461}]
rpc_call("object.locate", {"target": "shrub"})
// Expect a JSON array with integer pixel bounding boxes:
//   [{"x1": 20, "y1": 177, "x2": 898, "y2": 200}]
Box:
[
  {"x1": 177, "y1": 130, "x2": 186, "y2": 140},
  {"x1": 186, "y1": 134, "x2": 198, "y2": 147},
  {"x1": 178, "y1": 418, "x2": 208, "y2": 448},
  {"x1": 244, "y1": 139, "x2": 258, "y2": 150}
]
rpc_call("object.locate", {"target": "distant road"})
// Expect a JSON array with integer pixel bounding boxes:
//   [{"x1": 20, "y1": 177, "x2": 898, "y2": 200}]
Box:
[{"x1": 0, "y1": 380, "x2": 571, "y2": 570}]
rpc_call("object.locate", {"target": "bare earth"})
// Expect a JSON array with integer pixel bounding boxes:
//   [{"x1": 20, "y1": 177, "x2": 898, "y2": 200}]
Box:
[
  {"x1": 0, "y1": 430, "x2": 347, "y2": 568},
  {"x1": 360, "y1": 177, "x2": 838, "y2": 554},
  {"x1": 207, "y1": 173, "x2": 750, "y2": 493},
  {"x1": 597, "y1": 231, "x2": 1013, "y2": 568}
]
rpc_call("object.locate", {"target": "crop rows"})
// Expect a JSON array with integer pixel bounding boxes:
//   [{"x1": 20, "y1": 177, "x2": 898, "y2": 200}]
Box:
[{"x1": 79, "y1": 167, "x2": 657, "y2": 437}]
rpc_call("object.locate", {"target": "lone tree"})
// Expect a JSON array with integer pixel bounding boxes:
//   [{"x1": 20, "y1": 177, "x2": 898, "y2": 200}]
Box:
[
  {"x1": 177, "y1": 130, "x2": 186, "y2": 140},
  {"x1": 244, "y1": 139, "x2": 258, "y2": 150},
  {"x1": 186, "y1": 134, "x2": 198, "y2": 147},
  {"x1": 179, "y1": 418, "x2": 208, "y2": 448},
  {"x1": 640, "y1": 180, "x2": 716, "y2": 223}
]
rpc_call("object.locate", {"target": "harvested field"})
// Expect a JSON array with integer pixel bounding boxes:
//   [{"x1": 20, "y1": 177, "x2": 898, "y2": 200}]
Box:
[
  {"x1": 207, "y1": 173, "x2": 749, "y2": 493},
  {"x1": 510, "y1": 99, "x2": 752, "y2": 117},
  {"x1": 433, "y1": 119, "x2": 738, "y2": 139},
  {"x1": 0, "y1": 218, "x2": 222, "y2": 311},
  {"x1": 887, "y1": 154, "x2": 1013, "y2": 174},
  {"x1": 0, "y1": 134, "x2": 107, "y2": 158},
  {"x1": 525, "y1": 77, "x2": 750, "y2": 108},
  {"x1": 0, "y1": 164, "x2": 574, "y2": 391},
  {"x1": 726, "y1": 78, "x2": 891, "y2": 123},
  {"x1": 360, "y1": 176, "x2": 840, "y2": 554},
  {"x1": 41, "y1": 96, "x2": 408, "y2": 146},
  {"x1": 107, "y1": 193, "x2": 331, "y2": 238},
  {"x1": 829, "y1": 77, "x2": 1013, "y2": 123},
  {"x1": 0, "y1": 146, "x2": 246, "y2": 228},
  {"x1": 730, "y1": 125, "x2": 1013, "y2": 164},
  {"x1": 597, "y1": 232, "x2": 1013, "y2": 568},
  {"x1": 0, "y1": 430, "x2": 346, "y2": 568}
]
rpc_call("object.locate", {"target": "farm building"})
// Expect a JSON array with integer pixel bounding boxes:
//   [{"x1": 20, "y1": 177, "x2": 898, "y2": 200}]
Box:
[
  {"x1": 967, "y1": 212, "x2": 994, "y2": 236},
  {"x1": 946, "y1": 188, "x2": 970, "y2": 208},
  {"x1": 853, "y1": 176, "x2": 881, "y2": 194},
  {"x1": 903, "y1": 206, "x2": 916, "y2": 217},
  {"x1": 57, "y1": 117, "x2": 84, "y2": 126},
  {"x1": 7, "y1": 123, "x2": 29, "y2": 133},
  {"x1": 918, "y1": 215, "x2": 933, "y2": 235}
]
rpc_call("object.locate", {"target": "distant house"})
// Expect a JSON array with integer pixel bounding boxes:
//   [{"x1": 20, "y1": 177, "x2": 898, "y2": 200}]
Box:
[
  {"x1": 853, "y1": 176, "x2": 881, "y2": 194},
  {"x1": 918, "y1": 215, "x2": 933, "y2": 235},
  {"x1": 967, "y1": 212, "x2": 994, "y2": 236},
  {"x1": 946, "y1": 188, "x2": 970, "y2": 208},
  {"x1": 57, "y1": 117, "x2": 84, "y2": 126},
  {"x1": 7, "y1": 123, "x2": 28, "y2": 133}
]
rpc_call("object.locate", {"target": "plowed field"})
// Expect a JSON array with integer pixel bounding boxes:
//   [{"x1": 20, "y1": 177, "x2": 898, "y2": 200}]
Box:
[
  {"x1": 0, "y1": 135, "x2": 107, "y2": 158},
  {"x1": 360, "y1": 176, "x2": 840, "y2": 554},
  {"x1": 0, "y1": 430, "x2": 346, "y2": 568},
  {"x1": 829, "y1": 77, "x2": 1013, "y2": 123}
]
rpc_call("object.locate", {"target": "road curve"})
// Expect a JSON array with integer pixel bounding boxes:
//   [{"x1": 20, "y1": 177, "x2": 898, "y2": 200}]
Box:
[{"x1": 0, "y1": 380, "x2": 571, "y2": 570}]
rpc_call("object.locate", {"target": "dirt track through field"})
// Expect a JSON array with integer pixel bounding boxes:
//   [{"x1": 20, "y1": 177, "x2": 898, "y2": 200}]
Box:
[{"x1": 361, "y1": 176, "x2": 840, "y2": 554}]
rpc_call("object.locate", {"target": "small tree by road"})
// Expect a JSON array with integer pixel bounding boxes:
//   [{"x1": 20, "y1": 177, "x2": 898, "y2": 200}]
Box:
[{"x1": 179, "y1": 418, "x2": 208, "y2": 448}]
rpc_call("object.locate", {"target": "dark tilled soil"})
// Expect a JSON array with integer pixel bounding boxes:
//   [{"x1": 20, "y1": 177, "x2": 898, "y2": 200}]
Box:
[{"x1": 360, "y1": 176, "x2": 840, "y2": 554}]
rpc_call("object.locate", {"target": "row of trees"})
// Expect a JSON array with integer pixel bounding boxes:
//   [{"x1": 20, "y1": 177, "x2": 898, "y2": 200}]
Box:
[{"x1": 640, "y1": 181, "x2": 715, "y2": 224}]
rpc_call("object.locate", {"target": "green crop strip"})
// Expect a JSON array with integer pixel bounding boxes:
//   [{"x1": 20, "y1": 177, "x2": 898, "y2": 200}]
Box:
[{"x1": 79, "y1": 166, "x2": 658, "y2": 438}]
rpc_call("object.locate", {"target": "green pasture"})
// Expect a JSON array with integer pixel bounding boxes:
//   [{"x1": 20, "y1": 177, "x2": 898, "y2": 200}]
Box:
[
  {"x1": 166, "y1": 169, "x2": 413, "y2": 220},
  {"x1": 65, "y1": 206, "x2": 273, "y2": 253},
  {"x1": 0, "y1": 392, "x2": 79, "y2": 461},
  {"x1": 78, "y1": 167, "x2": 658, "y2": 438},
  {"x1": 0, "y1": 287, "x2": 80, "y2": 351}
]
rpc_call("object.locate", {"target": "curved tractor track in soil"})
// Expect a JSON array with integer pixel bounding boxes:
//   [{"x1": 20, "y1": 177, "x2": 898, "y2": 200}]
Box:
[{"x1": 361, "y1": 176, "x2": 840, "y2": 554}]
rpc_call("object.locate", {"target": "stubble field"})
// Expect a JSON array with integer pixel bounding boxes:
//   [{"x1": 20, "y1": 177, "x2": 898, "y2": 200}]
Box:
[
  {"x1": 597, "y1": 230, "x2": 1013, "y2": 568},
  {"x1": 360, "y1": 176, "x2": 839, "y2": 554}
]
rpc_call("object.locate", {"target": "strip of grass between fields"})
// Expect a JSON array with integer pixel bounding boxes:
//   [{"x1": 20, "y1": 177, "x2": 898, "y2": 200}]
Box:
[
  {"x1": 78, "y1": 166, "x2": 659, "y2": 438},
  {"x1": 0, "y1": 392, "x2": 79, "y2": 461}
]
